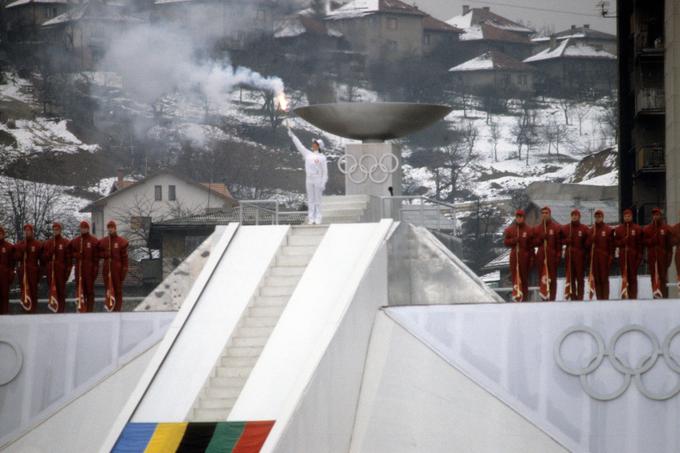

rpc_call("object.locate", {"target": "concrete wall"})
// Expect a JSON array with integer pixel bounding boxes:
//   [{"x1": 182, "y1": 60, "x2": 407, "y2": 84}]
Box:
[
  {"x1": 3, "y1": 346, "x2": 158, "y2": 453},
  {"x1": 0, "y1": 312, "x2": 174, "y2": 449},
  {"x1": 350, "y1": 311, "x2": 568, "y2": 453},
  {"x1": 132, "y1": 225, "x2": 289, "y2": 422},
  {"x1": 387, "y1": 223, "x2": 502, "y2": 305}
]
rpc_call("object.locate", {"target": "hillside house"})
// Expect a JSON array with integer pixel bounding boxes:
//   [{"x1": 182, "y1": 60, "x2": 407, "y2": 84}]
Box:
[
  {"x1": 422, "y1": 15, "x2": 462, "y2": 55},
  {"x1": 524, "y1": 37, "x2": 617, "y2": 94},
  {"x1": 41, "y1": 0, "x2": 143, "y2": 70},
  {"x1": 4, "y1": 0, "x2": 68, "y2": 42},
  {"x1": 532, "y1": 24, "x2": 617, "y2": 55},
  {"x1": 80, "y1": 170, "x2": 237, "y2": 240},
  {"x1": 446, "y1": 5, "x2": 534, "y2": 64},
  {"x1": 449, "y1": 50, "x2": 535, "y2": 95},
  {"x1": 325, "y1": 0, "x2": 427, "y2": 62},
  {"x1": 274, "y1": 13, "x2": 347, "y2": 55},
  {"x1": 152, "y1": 0, "x2": 278, "y2": 50}
]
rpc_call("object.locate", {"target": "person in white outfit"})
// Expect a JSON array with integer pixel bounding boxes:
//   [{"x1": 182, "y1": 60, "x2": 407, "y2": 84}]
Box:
[{"x1": 287, "y1": 128, "x2": 328, "y2": 224}]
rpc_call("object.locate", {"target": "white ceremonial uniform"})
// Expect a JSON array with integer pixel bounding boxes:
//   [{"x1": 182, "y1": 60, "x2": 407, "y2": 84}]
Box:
[{"x1": 289, "y1": 130, "x2": 328, "y2": 224}]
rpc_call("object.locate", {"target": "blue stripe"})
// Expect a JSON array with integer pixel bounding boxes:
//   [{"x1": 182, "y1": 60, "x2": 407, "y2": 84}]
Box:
[{"x1": 111, "y1": 423, "x2": 157, "y2": 453}]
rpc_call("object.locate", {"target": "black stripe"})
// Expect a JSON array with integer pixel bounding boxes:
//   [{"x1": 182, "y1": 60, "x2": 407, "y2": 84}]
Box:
[{"x1": 176, "y1": 423, "x2": 218, "y2": 453}]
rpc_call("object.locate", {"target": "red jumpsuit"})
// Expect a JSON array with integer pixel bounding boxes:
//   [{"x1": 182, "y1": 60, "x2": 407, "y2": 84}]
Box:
[
  {"x1": 71, "y1": 233, "x2": 99, "y2": 313},
  {"x1": 15, "y1": 239, "x2": 43, "y2": 313},
  {"x1": 98, "y1": 234, "x2": 128, "y2": 312},
  {"x1": 561, "y1": 221, "x2": 590, "y2": 301},
  {"x1": 613, "y1": 222, "x2": 643, "y2": 299},
  {"x1": 643, "y1": 221, "x2": 673, "y2": 298},
  {"x1": 586, "y1": 223, "x2": 614, "y2": 300},
  {"x1": 503, "y1": 222, "x2": 534, "y2": 302},
  {"x1": 0, "y1": 239, "x2": 15, "y2": 314},
  {"x1": 672, "y1": 223, "x2": 680, "y2": 290},
  {"x1": 43, "y1": 235, "x2": 72, "y2": 313},
  {"x1": 533, "y1": 220, "x2": 562, "y2": 301}
]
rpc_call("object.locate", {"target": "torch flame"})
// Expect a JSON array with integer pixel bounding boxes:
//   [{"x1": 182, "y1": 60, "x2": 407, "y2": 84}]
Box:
[{"x1": 275, "y1": 91, "x2": 289, "y2": 112}]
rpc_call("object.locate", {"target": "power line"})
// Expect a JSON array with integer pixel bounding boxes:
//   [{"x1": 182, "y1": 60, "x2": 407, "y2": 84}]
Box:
[{"x1": 468, "y1": 0, "x2": 612, "y2": 18}]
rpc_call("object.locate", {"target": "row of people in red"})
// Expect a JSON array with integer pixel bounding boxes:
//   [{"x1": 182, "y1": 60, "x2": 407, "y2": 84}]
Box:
[
  {"x1": 0, "y1": 219, "x2": 128, "y2": 314},
  {"x1": 503, "y1": 206, "x2": 674, "y2": 302}
]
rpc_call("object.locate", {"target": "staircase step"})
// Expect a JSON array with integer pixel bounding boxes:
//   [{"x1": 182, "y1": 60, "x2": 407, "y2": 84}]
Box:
[
  {"x1": 290, "y1": 226, "x2": 328, "y2": 236},
  {"x1": 260, "y1": 285, "x2": 296, "y2": 297},
  {"x1": 277, "y1": 254, "x2": 310, "y2": 267},
  {"x1": 253, "y1": 295, "x2": 288, "y2": 307},
  {"x1": 224, "y1": 346, "x2": 262, "y2": 358},
  {"x1": 199, "y1": 397, "x2": 237, "y2": 410},
  {"x1": 263, "y1": 276, "x2": 299, "y2": 287},
  {"x1": 249, "y1": 305, "x2": 285, "y2": 317},
  {"x1": 232, "y1": 336, "x2": 268, "y2": 347},
  {"x1": 205, "y1": 386, "x2": 241, "y2": 399},
  {"x1": 238, "y1": 326, "x2": 272, "y2": 338},
  {"x1": 282, "y1": 245, "x2": 316, "y2": 256},
  {"x1": 192, "y1": 408, "x2": 229, "y2": 422},
  {"x1": 244, "y1": 316, "x2": 278, "y2": 328},
  {"x1": 288, "y1": 234, "x2": 324, "y2": 246},
  {"x1": 322, "y1": 195, "x2": 369, "y2": 204},
  {"x1": 216, "y1": 364, "x2": 254, "y2": 377},
  {"x1": 269, "y1": 266, "x2": 306, "y2": 277},
  {"x1": 211, "y1": 376, "x2": 247, "y2": 388}
]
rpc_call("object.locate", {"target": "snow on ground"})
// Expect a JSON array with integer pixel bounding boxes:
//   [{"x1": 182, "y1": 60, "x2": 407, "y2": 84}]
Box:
[
  {"x1": 404, "y1": 96, "x2": 617, "y2": 201},
  {"x1": 0, "y1": 117, "x2": 100, "y2": 155},
  {"x1": 0, "y1": 72, "x2": 35, "y2": 104}
]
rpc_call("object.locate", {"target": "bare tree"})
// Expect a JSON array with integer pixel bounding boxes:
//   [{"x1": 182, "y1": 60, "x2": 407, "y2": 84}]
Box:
[
  {"x1": 575, "y1": 104, "x2": 593, "y2": 136},
  {"x1": 489, "y1": 119, "x2": 501, "y2": 161},
  {"x1": 0, "y1": 178, "x2": 67, "y2": 240},
  {"x1": 512, "y1": 102, "x2": 539, "y2": 163}
]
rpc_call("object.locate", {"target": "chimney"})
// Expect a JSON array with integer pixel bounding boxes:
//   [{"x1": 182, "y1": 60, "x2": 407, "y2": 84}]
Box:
[
  {"x1": 550, "y1": 34, "x2": 556, "y2": 49},
  {"x1": 116, "y1": 168, "x2": 125, "y2": 186},
  {"x1": 571, "y1": 25, "x2": 576, "y2": 30},
  {"x1": 583, "y1": 24, "x2": 590, "y2": 29},
  {"x1": 482, "y1": 6, "x2": 490, "y2": 12},
  {"x1": 462, "y1": 5, "x2": 470, "y2": 15}
]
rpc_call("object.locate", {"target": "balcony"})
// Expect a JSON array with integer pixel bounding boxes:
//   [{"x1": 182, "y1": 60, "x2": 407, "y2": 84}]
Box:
[
  {"x1": 635, "y1": 88, "x2": 665, "y2": 114},
  {"x1": 636, "y1": 145, "x2": 665, "y2": 173}
]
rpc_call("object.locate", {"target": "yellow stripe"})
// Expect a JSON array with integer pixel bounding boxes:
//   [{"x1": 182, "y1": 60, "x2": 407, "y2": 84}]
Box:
[{"x1": 144, "y1": 423, "x2": 188, "y2": 453}]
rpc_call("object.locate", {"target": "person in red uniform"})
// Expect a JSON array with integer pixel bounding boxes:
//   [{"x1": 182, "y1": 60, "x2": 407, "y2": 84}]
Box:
[
  {"x1": 71, "y1": 220, "x2": 99, "y2": 313},
  {"x1": 585, "y1": 210, "x2": 614, "y2": 300},
  {"x1": 0, "y1": 226, "x2": 16, "y2": 315},
  {"x1": 614, "y1": 209, "x2": 643, "y2": 299},
  {"x1": 99, "y1": 220, "x2": 128, "y2": 312},
  {"x1": 15, "y1": 224, "x2": 43, "y2": 313},
  {"x1": 672, "y1": 211, "x2": 680, "y2": 293},
  {"x1": 42, "y1": 222, "x2": 72, "y2": 313},
  {"x1": 643, "y1": 207, "x2": 673, "y2": 299},
  {"x1": 561, "y1": 209, "x2": 589, "y2": 301},
  {"x1": 533, "y1": 206, "x2": 561, "y2": 301},
  {"x1": 503, "y1": 209, "x2": 534, "y2": 302}
]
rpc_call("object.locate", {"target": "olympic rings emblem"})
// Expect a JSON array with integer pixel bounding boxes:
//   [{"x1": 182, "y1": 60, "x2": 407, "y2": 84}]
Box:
[
  {"x1": 0, "y1": 339, "x2": 23, "y2": 386},
  {"x1": 338, "y1": 153, "x2": 400, "y2": 184},
  {"x1": 554, "y1": 325, "x2": 680, "y2": 401}
]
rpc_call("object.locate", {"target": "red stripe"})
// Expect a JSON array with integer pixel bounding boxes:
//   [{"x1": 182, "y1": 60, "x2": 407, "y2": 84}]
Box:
[{"x1": 232, "y1": 421, "x2": 275, "y2": 453}]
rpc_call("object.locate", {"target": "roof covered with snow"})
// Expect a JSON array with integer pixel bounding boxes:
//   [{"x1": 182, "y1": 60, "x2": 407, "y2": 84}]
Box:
[
  {"x1": 423, "y1": 15, "x2": 462, "y2": 34},
  {"x1": 327, "y1": 0, "x2": 426, "y2": 20},
  {"x1": 524, "y1": 38, "x2": 616, "y2": 63},
  {"x1": 43, "y1": 0, "x2": 143, "y2": 26},
  {"x1": 553, "y1": 25, "x2": 616, "y2": 41},
  {"x1": 274, "y1": 14, "x2": 343, "y2": 39},
  {"x1": 6, "y1": 0, "x2": 67, "y2": 8},
  {"x1": 449, "y1": 51, "x2": 534, "y2": 72},
  {"x1": 447, "y1": 7, "x2": 533, "y2": 36}
]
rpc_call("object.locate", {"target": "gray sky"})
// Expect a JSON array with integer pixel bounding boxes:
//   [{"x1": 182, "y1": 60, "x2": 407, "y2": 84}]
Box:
[{"x1": 413, "y1": 0, "x2": 617, "y2": 34}]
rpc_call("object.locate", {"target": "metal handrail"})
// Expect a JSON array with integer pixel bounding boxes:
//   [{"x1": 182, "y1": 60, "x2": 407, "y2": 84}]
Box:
[
  {"x1": 238, "y1": 200, "x2": 307, "y2": 225},
  {"x1": 378, "y1": 195, "x2": 458, "y2": 235}
]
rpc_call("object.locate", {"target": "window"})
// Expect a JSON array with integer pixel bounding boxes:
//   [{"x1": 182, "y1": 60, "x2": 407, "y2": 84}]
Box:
[
  {"x1": 154, "y1": 185, "x2": 162, "y2": 201},
  {"x1": 256, "y1": 8, "x2": 266, "y2": 21},
  {"x1": 386, "y1": 18, "x2": 398, "y2": 30},
  {"x1": 519, "y1": 74, "x2": 528, "y2": 87},
  {"x1": 423, "y1": 34, "x2": 431, "y2": 45},
  {"x1": 169, "y1": 185, "x2": 176, "y2": 201}
]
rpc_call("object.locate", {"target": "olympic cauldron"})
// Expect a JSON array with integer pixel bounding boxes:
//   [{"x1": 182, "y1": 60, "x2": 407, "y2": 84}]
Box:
[{"x1": 294, "y1": 102, "x2": 452, "y2": 197}]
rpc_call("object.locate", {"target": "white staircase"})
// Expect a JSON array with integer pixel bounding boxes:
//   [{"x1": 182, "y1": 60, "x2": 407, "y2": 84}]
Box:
[
  {"x1": 321, "y1": 195, "x2": 371, "y2": 223},
  {"x1": 189, "y1": 225, "x2": 328, "y2": 422}
]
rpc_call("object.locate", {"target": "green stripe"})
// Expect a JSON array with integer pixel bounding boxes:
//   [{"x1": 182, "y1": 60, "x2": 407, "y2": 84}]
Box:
[{"x1": 205, "y1": 422, "x2": 246, "y2": 453}]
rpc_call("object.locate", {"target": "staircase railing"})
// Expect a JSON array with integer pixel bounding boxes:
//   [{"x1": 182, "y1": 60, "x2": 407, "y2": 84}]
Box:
[
  {"x1": 238, "y1": 200, "x2": 307, "y2": 225},
  {"x1": 367, "y1": 195, "x2": 458, "y2": 236}
]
